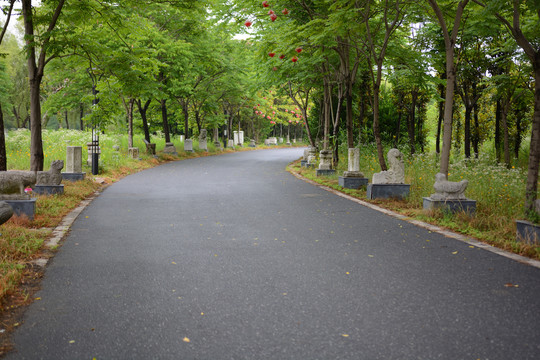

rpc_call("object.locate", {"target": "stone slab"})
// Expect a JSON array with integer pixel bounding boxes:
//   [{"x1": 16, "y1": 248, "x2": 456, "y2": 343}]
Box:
[
  {"x1": 5, "y1": 198, "x2": 36, "y2": 221},
  {"x1": 316, "y1": 169, "x2": 336, "y2": 177},
  {"x1": 300, "y1": 160, "x2": 307, "y2": 167},
  {"x1": 33, "y1": 185, "x2": 64, "y2": 195},
  {"x1": 423, "y1": 197, "x2": 476, "y2": 215},
  {"x1": 516, "y1": 220, "x2": 540, "y2": 245},
  {"x1": 62, "y1": 172, "x2": 86, "y2": 182},
  {"x1": 367, "y1": 183, "x2": 410, "y2": 200},
  {"x1": 339, "y1": 177, "x2": 368, "y2": 189}
]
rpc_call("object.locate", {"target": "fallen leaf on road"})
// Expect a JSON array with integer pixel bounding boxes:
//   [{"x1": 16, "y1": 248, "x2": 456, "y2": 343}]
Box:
[
  {"x1": 504, "y1": 283, "x2": 519, "y2": 288},
  {"x1": 171, "y1": 262, "x2": 176, "y2": 265},
  {"x1": 183, "y1": 337, "x2": 191, "y2": 343},
  {"x1": 342, "y1": 334, "x2": 349, "y2": 338},
  {"x1": 69, "y1": 340, "x2": 75, "y2": 344},
  {"x1": 368, "y1": 255, "x2": 374, "y2": 258},
  {"x1": 452, "y1": 251, "x2": 458, "y2": 255}
]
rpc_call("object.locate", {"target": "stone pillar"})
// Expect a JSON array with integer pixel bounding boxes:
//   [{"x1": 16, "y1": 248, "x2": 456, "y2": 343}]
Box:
[
  {"x1": 184, "y1": 139, "x2": 193, "y2": 152},
  {"x1": 228, "y1": 139, "x2": 235, "y2": 148},
  {"x1": 339, "y1": 148, "x2": 367, "y2": 189},
  {"x1": 318, "y1": 150, "x2": 332, "y2": 170},
  {"x1": 128, "y1": 147, "x2": 139, "y2": 159},
  {"x1": 307, "y1": 147, "x2": 317, "y2": 166},
  {"x1": 239, "y1": 131, "x2": 244, "y2": 145},
  {"x1": 66, "y1": 146, "x2": 82, "y2": 173},
  {"x1": 234, "y1": 131, "x2": 239, "y2": 146}
]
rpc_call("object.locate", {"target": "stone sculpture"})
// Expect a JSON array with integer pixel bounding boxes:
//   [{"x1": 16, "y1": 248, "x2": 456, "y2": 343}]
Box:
[
  {"x1": 430, "y1": 173, "x2": 468, "y2": 200},
  {"x1": 0, "y1": 161, "x2": 64, "y2": 199},
  {"x1": 372, "y1": 149, "x2": 405, "y2": 184},
  {"x1": 343, "y1": 148, "x2": 364, "y2": 178},
  {"x1": 0, "y1": 201, "x2": 13, "y2": 225},
  {"x1": 36, "y1": 160, "x2": 64, "y2": 186}
]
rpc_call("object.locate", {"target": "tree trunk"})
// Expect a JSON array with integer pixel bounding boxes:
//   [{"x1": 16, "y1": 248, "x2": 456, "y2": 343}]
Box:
[
  {"x1": 495, "y1": 99, "x2": 502, "y2": 162},
  {"x1": 127, "y1": 98, "x2": 134, "y2": 148},
  {"x1": 0, "y1": 104, "x2": 7, "y2": 171},
  {"x1": 464, "y1": 104, "x2": 472, "y2": 158},
  {"x1": 64, "y1": 110, "x2": 69, "y2": 129},
  {"x1": 501, "y1": 96, "x2": 511, "y2": 166},
  {"x1": 160, "y1": 99, "x2": 171, "y2": 143},
  {"x1": 182, "y1": 100, "x2": 189, "y2": 139},
  {"x1": 472, "y1": 84, "x2": 480, "y2": 157},
  {"x1": 436, "y1": 79, "x2": 445, "y2": 154},
  {"x1": 80, "y1": 103, "x2": 84, "y2": 130},
  {"x1": 29, "y1": 79, "x2": 44, "y2": 170},
  {"x1": 525, "y1": 64, "x2": 540, "y2": 216},
  {"x1": 373, "y1": 81, "x2": 386, "y2": 171},
  {"x1": 407, "y1": 91, "x2": 417, "y2": 155},
  {"x1": 137, "y1": 99, "x2": 152, "y2": 143}
]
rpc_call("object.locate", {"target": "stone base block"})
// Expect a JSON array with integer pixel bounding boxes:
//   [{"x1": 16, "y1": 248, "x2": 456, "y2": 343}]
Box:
[
  {"x1": 5, "y1": 199, "x2": 36, "y2": 221},
  {"x1": 516, "y1": 220, "x2": 540, "y2": 244},
  {"x1": 301, "y1": 160, "x2": 307, "y2": 167},
  {"x1": 33, "y1": 185, "x2": 64, "y2": 195},
  {"x1": 339, "y1": 177, "x2": 368, "y2": 189},
  {"x1": 316, "y1": 169, "x2": 336, "y2": 177},
  {"x1": 62, "y1": 172, "x2": 86, "y2": 182},
  {"x1": 368, "y1": 184, "x2": 410, "y2": 199},
  {"x1": 423, "y1": 197, "x2": 476, "y2": 215}
]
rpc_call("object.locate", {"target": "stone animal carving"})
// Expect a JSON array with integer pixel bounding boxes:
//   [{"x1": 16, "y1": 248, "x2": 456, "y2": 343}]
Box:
[
  {"x1": 372, "y1": 148, "x2": 405, "y2": 184},
  {"x1": 0, "y1": 170, "x2": 36, "y2": 198},
  {"x1": 0, "y1": 201, "x2": 13, "y2": 225},
  {"x1": 36, "y1": 160, "x2": 64, "y2": 186},
  {"x1": 430, "y1": 172, "x2": 468, "y2": 200},
  {"x1": 0, "y1": 160, "x2": 64, "y2": 199}
]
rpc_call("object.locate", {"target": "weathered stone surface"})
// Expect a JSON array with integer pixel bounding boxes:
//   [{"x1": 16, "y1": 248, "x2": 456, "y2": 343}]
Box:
[
  {"x1": 347, "y1": 148, "x2": 361, "y2": 173},
  {"x1": 430, "y1": 173, "x2": 468, "y2": 200},
  {"x1": 36, "y1": 160, "x2": 63, "y2": 186},
  {"x1": 339, "y1": 176, "x2": 368, "y2": 189},
  {"x1": 183, "y1": 140, "x2": 193, "y2": 153},
  {"x1": 164, "y1": 142, "x2": 178, "y2": 154},
  {"x1": 0, "y1": 201, "x2": 13, "y2": 225},
  {"x1": 423, "y1": 197, "x2": 476, "y2": 215},
  {"x1": 316, "y1": 169, "x2": 336, "y2": 176},
  {"x1": 367, "y1": 184, "x2": 410, "y2": 200},
  {"x1": 307, "y1": 147, "x2": 317, "y2": 165},
  {"x1": 128, "y1": 147, "x2": 140, "y2": 159},
  {"x1": 249, "y1": 139, "x2": 256, "y2": 147},
  {"x1": 199, "y1": 129, "x2": 208, "y2": 151},
  {"x1": 34, "y1": 185, "x2": 64, "y2": 195},
  {"x1": 318, "y1": 150, "x2": 332, "y2": 170},
  {"x1": 0, "y1": 171, "x2": 35, "y2": 200},
  {"x1": 66, "y1": 146, "x2": 82, "y2": 173},
  {"x1": 5, "y1": 199, "x2": 36, "y2": 220},
  {"x1": 62, "y1": 173, "x2": 85, "y2": 182},
  {"x1": 227, "y1": 139, "x2": 235, "y2": 148},
  {"x1": 516, "y1": 220, "x2": 540, "y2": 245},
  {"x1": 303, "y1": 148, "x2": 309, "y2": 161},
  {"x1": 372, "y1": 149, "x2": 405, "y2": 184}
]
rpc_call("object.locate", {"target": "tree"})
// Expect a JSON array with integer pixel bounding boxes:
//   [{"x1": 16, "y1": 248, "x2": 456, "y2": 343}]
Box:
[
  {"x1": 23, "y1": 0, "x2": 66, "y2": 171},
  {"x1": 426, "y1": 0, "x2": 470, "y2": 176}
]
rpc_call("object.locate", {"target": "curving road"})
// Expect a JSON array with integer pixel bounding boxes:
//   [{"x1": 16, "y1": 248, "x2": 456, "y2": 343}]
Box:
[{"x1": 5, "y1": 148, "x2": 540, "y2": 359}]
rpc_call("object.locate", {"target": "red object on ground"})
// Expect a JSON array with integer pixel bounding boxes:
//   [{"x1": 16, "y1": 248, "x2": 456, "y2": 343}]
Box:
[{"x1": 245, "y1": 20, "x2": 252, "y2": 27}]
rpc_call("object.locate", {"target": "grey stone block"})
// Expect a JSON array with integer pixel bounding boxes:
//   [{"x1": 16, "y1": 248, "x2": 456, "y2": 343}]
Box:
[
  {"x1": 33, "y1": 185, "x2": 64, "y2": 195},
  {"x1": 62, "y1": 173, "x2": 86, "y2": 182},
  {"x1": 339, "y1": 176, "x2": 368, "y2": 189},
  {"x1": 367, "y1": 184, "x2": 410, "y2": 199},
  {"x1": 516, "y1": 220, "x2": 540, "y2": 244},
  {"x1": 300, "y1": 160, "x2": 307, "y2": 167},
  {"x1": 5, "y1": 198, "x2": 36, "y2": 220},
  {"x1": 316, "y1": 169, "x2": 336, "y2": 177},
  {"x1": 423, "y1": 197, "x2": 476, "y2": 215}
]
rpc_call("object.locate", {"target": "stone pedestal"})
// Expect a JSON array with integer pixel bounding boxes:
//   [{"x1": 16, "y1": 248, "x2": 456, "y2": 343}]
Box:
[
  {"x1": 423, "y1": 197, "x2": 476, "y2": 215},
  {"x1": 279, "y1": 137, "x2": 284, "y2": 144},
  {"x1": 5, "y1": 199, "x2": 36, "y2": 221},
  {"x1": 227, "y1": 139, "x2": 235, "y2": 148},
  {"x1": 249, "y1": 140, "x2": 256, "y2": 147},
  {"x1": 316, "y1": 169, "x2": 336, "y2": 176},
  {"x1": 339, "y1": 177, "x2": 368, "y2": 189},
  {"x1": 301, "y1": 160, "x2": 308, "y2": 167},
  {"x1": 234, "y1": 131, "x2": 239, "y2": 146},
  {"x1": 145, "y1": 142, "x2": 156, "y2": 155},
  {"x1": 516, "y1": 220, "x2": 540, "y2": 244},
  {"x1": 0, "y1": 201, "x2": 13, "y2": 225},
  {"x1": 199, "y1": 140, "x2": 208, "y2": 151},
  {"x1": 269, "y1": 137, "x2": 278, "y2": 145},
  {"x1": 367, "y1": 184, "x2": 410, "y2": 199},
  {"x1": 62, "y1": 173, "x2": 85, "y2": 182},
  {"x1": 164, "y1": 142, "x2": 178, "y2": 154},
  {"x1": 128, "y1": 147, "x2": 139, "y2": 159},
  {"x1": 213, "y1": 141, "x2": 222, "y2": 150},
  {"x1": 183, "y1": 140, "x2": 193, "y2": 153},
  {"x1": 33, "y1": 185, "x2": 64, "y2": 195}
]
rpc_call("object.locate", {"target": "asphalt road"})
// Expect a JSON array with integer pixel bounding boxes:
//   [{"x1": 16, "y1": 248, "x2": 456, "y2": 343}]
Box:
[{"x1": 5, "y1": 148, "x2": 540, "y2": 359}]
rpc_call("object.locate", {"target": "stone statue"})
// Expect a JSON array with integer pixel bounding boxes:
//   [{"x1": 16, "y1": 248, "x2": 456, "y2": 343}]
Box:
[
  {"x1": 0, "y1": 160, "x2": 64, "y2": 200},
  {"x1": 0, "y1": 201, "x2": 13, "y2": 225},
  {"x1": 430, "y1": 172, "x2": 468, "y2": 200},
  {"x1": 372, "y1": 149, "x2": 405, "y2": 184},
  {"x1": 36, "y1": 160, "x2": 64, "y2": 186}
]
